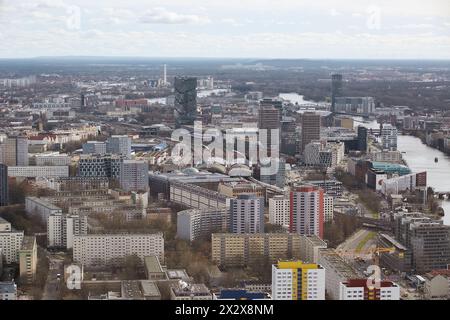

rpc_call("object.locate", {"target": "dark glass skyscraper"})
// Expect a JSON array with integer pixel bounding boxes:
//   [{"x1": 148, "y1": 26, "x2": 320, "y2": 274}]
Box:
[
  {"x1": 331, "y1": 74, "x2": 343, "y2": 113},
  {"x1": 174, "y1": 77, "x2": 197, "y2": 127},
  {"x1": 357, "y1": 126, "x2": 368, "y2": 152},
  {"x1": 0, "y1": 164, "x2": 8, "y2": 206}
]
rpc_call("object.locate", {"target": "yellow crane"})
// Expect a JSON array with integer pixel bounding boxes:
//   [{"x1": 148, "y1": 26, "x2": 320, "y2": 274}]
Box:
[{"x1": 370, "y1": 247, "x2": 404, "y2": 266}]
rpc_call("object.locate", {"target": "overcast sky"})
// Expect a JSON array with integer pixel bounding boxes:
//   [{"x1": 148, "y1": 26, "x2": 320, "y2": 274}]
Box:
[{"x1": 0, "y1": 0, "x2": 449, "y2": 59}]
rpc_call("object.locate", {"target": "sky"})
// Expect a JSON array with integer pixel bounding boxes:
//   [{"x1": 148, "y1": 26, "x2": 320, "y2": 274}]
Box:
[{"x1": 0, "y1": 0, "x2": 449, "y2": 59}]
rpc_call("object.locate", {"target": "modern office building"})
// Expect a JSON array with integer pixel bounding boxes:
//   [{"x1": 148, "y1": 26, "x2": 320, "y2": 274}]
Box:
[
  {"x1": 301, "y1": 112, "x2": 321, "y2": 153},
  {"x1": 381, "y1": 124, "x2": 398, "y2": 151},
  {"x1": 82, "y1": 141, "x2": 107, "y2": 155},
  {"x1": 211, "y1": 233, "x2": 302, "y2": 268},
  {"x1": 77, "y1": 154, "x2": 123, "y2": 179},
  {"x1": 18, "y1": 236, "x2": 37, "y2": 284},
  {"x1": 119, "y1": 160, "x2": 149, "y2": 192},
  {"x1": 268, "y1": 195, "x2": 290, "y2": 227},
  {"x1": 0, "y1": 135, "x2": 28, "y2": 166},
  {"x1": 0, "y1": 218, "x2": 24, "y2": 263},
  {"x1": 174, "y1": 77, "x2": 197, "y2": 127},
  {"x1": 394, "y1": 212, "x2": 450, "y2": 273},
  {"x1": 0, "y1": 164, "x2": 8, "y2": 206},
  {"x1": 258, "y1": 104, "x2": 281, "y2": 158},
  {"x1": 47, "y1": 213, "x2": 88, "y2": 249},
  {"x1": 357, "y1": 126, "x2": 368, "y2": 153},
  {"x1": 72, "y1": 233, "x2": 164, "y2": 266},
  {"x1": 229, "y1": 195, "x2": 264, "y2": 234},
  {"x1": 289, "y1": 185, "x2": 325, "y2": 238},
  {"x1": 107, "y1": 135, "x2": 132, "y2": 158},
  {"x1": 271, "y1": 260, "x2": 325, "y2": 300},
  {"x1": 170, "y1": 181, "x2": 229, "y2": 210},
  {"x1": 331, "y1": 74, "x2": 343, "y2": 113},
  {"x1": 7, "y1": 166, "x2": 69, "y2": 178},
  {"x1": 218, "y1": 181, "x2": 265, "y2": 199},
  {"x1": 177, "y1": 208, "x2": 227, "y2": 242},
  {"x1": 339, "y1": 279, "x2": 400, "y2": 300}
]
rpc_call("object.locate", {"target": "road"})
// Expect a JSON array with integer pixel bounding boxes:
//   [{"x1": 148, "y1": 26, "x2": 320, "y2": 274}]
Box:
[{"x1": 42, "y1": 253, "x2": 64, "y2": 300}]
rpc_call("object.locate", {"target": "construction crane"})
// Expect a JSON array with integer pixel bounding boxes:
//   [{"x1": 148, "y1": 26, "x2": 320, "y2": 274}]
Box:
[{"x1": 370, "y1": 247, "x2": 404, "y2": 266}]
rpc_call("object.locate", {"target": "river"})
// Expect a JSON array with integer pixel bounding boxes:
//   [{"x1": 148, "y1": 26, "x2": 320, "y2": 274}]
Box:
[{"x1": 354, "y1": 117, "x2": 450, "y2": 225}]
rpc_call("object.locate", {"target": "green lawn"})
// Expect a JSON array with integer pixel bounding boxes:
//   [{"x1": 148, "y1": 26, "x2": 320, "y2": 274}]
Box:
[{"x1": 355, "y1": 231, "x2": 376, "y2": 253}]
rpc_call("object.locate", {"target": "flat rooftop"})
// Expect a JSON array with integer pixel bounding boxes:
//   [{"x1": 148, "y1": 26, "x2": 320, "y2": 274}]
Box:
[{"x1": 144, "y1": 255, "x2": 164, "y2": 274}]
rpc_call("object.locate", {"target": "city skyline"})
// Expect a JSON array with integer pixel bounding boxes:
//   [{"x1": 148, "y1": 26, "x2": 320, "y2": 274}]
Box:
[{"x1": 0, "y1": 0, "x2": 449, "y2": 59}]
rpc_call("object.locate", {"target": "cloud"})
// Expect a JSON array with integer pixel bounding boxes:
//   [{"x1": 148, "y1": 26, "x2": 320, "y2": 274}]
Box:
[
  {"x1": 395, "y1": 23, "x2": 436, "y2": 29},
  {"x1": 139, "y1": 7, "x2": 210, "y2": 25}
]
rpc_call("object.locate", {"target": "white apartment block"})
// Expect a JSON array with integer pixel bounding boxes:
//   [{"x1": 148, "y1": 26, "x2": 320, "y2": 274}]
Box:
[
  {"x1": 8, "y1": 166, "x2": 69, "y2": 178},
  {"x1": 324, "y1": 195, "x2": 334, "y2": 223},
  {"x1": 35, "y1": 154, "x2": 71, "y2": 166},
  {"x1": 25, "y1": 197, "x2": 63, "y2": 224},
  {"x1": 271, "y1": 261, "x2": 325, "y2": 300},
  {"x1": 0, "y1": 218, "x2": 24, "y2": 263},
  {"x1": 268, "y1": 195, "x2": 290, "y2": 227},
  {"x1": 47, "y1": 213, "x2": 88, "y2": 249},
  {"x1": 73, "y1": 233, "x2": 164, "y2": 266}
]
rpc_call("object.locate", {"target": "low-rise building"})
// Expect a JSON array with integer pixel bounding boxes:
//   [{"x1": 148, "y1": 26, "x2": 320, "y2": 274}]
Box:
[
  {"x1": 177, "y1": 208, "x2": 227, "y2": 242},
  {"x1": 211, "y1": 233, "x2": 302, "y2": 268},
  {"x1": 72, "y1": 233, "x2": 164, "y2": 266},
  {"x1": 8, "y1": 166, "x2": 69, "y2": 178},
  {"x1": 339, "y1": 279, "x2": 400, "y2": 300},
  {"x1": 0, "y1": 281, "x2": 17, "y2": 300},
  {"x1": 170, "y1": 282, "x2": 213, "y2": 300}
]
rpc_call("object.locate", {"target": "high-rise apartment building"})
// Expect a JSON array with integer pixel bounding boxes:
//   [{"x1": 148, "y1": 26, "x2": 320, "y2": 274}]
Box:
[
  {"x1": 174, "y1": 77, "x2": 197, "y2": 127},
  {"x1": 271, "y1": 260, "x2": 325, "y2": 300},
  {"x1": 47, "y1": 213, "x2": 88, "y2": 249},
  {"x1": 301, "y1": 112, "x2": 321, "y2": 153},
  {"x1": 229, "y1": 195, "x2": 264, "y2": 234},
  {"x1": 268, "y1": 195, "x2": 290, "y2": 227},
  {"x1": 290, "y1": 185, "x2": 324, "y2": 238}
]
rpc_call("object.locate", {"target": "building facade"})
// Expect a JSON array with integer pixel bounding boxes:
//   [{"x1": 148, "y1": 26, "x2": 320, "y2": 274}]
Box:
[{"x1": 272, "y1": 260, "x2": 325, "y2": 300}]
